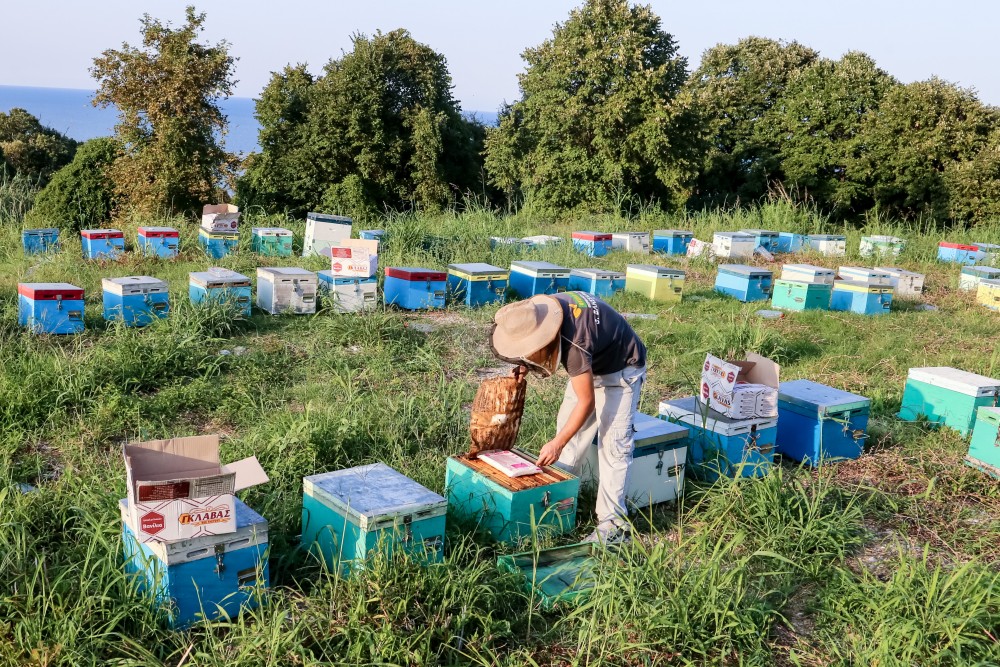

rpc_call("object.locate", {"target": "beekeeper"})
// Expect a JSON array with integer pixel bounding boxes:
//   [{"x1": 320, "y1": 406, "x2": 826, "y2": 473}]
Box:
[{"x1": 489, "y1": 291, "x2": 647, "y2": 545}]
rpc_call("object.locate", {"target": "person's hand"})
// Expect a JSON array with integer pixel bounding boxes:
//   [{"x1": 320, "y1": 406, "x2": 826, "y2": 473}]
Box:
[{"x1": 536, "y1": 440, "x2": 564, "y2": 467}]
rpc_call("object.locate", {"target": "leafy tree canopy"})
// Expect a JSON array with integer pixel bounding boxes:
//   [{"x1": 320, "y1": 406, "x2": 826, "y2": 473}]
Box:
[
  {"x1": 239, "y1": 30, "x2": 485, "y2": 219},
  {"x1": 28, "y1": 137, "x2": 118, "y2": 232},
  {"x1": 688, "y1": 36, "x2": 818, "y2": 206},
  {"x1": 91, "y1": 6, "x2": 236, "y2": 217},
  {"x1": 0, "y1": 108, "x2": 78, "y2": 185},
  {"x1": 485, "y1": 0, "x2": 703, "y2": 213}
]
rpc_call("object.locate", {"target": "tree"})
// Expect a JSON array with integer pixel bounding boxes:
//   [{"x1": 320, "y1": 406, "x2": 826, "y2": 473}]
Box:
[
  {"x1": 238, "y1": 30, "x2": 485, "y2": 219},
  {"x1": 484, "y1": 0, "x2": 703, "y2": 213},
  {"x1": 27, "y1": 138, "x2": 118, "y2": 231},
  {"x1": 687, "y1": 37, "x2": 819, "y2": 206},
  {"x1": 769, "y1": 52, "x2": 898, "y2": 215},
  {"x1": 852, "y1": 78, "x2": 999, "y2": 223},
  {"x1": 91, "y1": 6, "x2": 235, "y2": 217},
  {"x1": 0, "y1": 108, "x2": 78, "y2": 184}
]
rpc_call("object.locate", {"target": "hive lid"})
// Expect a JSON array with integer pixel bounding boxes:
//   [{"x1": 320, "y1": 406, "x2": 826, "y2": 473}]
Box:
[
  {"x1": 627, "y1": 264, "x2": 685, "y2": 277},
  {"x1": 809, "y1": 234, "x2": 846, "y2": 241},
  {"x1": 257, "y1": 267, "x2": 315, "y2": 279},
  {"x1": 251, "y1": 227, "x2": 293, "y2": 236},
  {"x1": 189, "y1": 269, "x2": 250, "y2": 287},
  {"x1": 385, "y1": 267, "x2": 447, "y2": 281},
  {"x1": 511, "y1": 260, "x2": 569, "y2": 274},
  {"x1": 939, "y1": 241, "x2": 979, "y2": 251},
  {"x1": 739, "y1": 229, "x2": 779, "y2": 236},
  {"x1": 907, "y1": 367, "x2": 1000, "y2": 397},
  {"x1": 961, "y1": 266, "x2": 1000, "y2": 277},
  {"x1": 572, "y1": 231, "x2": 612, "y2": 241},
  {"x1": 633, "y1": 413, "x2": 688, "y2": 447},
  {"x1": 17, "y1": 283, "x2": 84, "y2": 299},
  {"x1": 714, "y1": 232, "x2": 755, "y2": 240},
  {"x1": 307, "y1": 212, "x2": 352, "y2": 224},
  {"x1": 570, "y1": 268, "x2": 625, "y2": 280},
  {"x1": 718, "y1": 264, "x2": 772, "y2": 277},
  {"x1": 303, "y1": 463, "x2": 447, "y2": 528},
  {"x1": 449, "y1": 262, "x2": 506, "y2": 276},
  {"x1": 82, "y1": 228, "x2": 123, "y2": 238},
  {"x1": 652, "y1": 229, "x2": 693, "y2": 237},
  {"x1": 875, "y1": 267, "x2": 923, "y2": 278},
  {"x1": 782, "y1": 264, "x2": 835, "y2": 275},
  {"x1": 102, "y1": 276, "x2": 168, "y2": 294},
  {"x1": 611, "y1": 231, "x2": 649, "y2": 238},
  {"x1": 23, "y1": 227, "x2": 59, "y2": 234},
  {"x1": 778, "y1": 379, "x2": 870, "y2": 416},
  {"x1": 317, "y1": 271, "x2": 377, "y2": 284},
  {"x1": 138, "y1": 226, "x2": 179, "y2": 236}
]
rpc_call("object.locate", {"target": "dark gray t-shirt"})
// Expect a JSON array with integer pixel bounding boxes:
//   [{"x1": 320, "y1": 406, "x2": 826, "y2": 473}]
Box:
[{"x1": 553, "y1": 292, "x2": 646, "y2": 377}]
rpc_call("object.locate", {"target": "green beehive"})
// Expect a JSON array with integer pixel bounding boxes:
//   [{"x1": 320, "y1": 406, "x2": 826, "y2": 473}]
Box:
[
  {"x1": 251, "y1": 227, "x2": 294, "y2": 257},
  {"x1": 967, "y1": 407, "x2": 1000, "y2": 478},
  {"x1": 898, "y1": 367, "x2": 1000, "y2": 436},
  {"x1": 770, "y1": 279, "x2": 832, "y2": 311},
  {"x1": 445, "y1": 449, "x2": 579, "y2": 544},
  {"x1": 497, "y1": 542, "x2": 598, "y2": 609}
]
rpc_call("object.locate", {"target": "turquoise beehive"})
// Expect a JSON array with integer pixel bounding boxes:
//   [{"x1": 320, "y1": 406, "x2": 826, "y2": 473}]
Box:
[{"x1": 898, "y1": 367, "x2": 1000, "y2": 436}]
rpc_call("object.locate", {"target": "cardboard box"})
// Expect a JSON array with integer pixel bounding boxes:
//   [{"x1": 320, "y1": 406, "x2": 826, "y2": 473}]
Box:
[
  {"x1": 201, "y1": 204, "x2": 240, "y2": 232},
  {"x1": 699, "y1": 353, "x2": 780, "y2": 420},
  {"x1": 686, "y1": 237, "x2": 713, "y2": 259},
  {"x1": 329, "y1": 239, "x2": 379, "y2": 278},
  {"x1": 123, "y1": 435, "x2": 268, "y2": 543}
]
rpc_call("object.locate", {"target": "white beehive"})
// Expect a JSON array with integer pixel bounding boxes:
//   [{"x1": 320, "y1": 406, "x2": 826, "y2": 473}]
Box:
[{"x1": 256, "y1": 268, "x2": 318, "y2": 315}]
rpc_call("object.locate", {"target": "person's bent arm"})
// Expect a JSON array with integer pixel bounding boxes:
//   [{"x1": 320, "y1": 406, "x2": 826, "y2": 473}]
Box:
[{"x1": 536, "y1": 371, "x2": 595, "y2": 466}]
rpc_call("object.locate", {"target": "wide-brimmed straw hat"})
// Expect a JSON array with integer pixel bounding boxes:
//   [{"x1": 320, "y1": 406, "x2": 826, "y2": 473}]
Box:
[{"x1": 490, "y1": 295, "x2": 563, "y2": 361}]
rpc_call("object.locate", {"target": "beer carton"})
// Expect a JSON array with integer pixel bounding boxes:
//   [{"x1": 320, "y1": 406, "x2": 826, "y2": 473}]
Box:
[
  {"x1": 329, "y1": 239, "x2": 379, "y2": 278},
  {"x1": 201, "y1": 204, "x2": 240, "y2": 232},
  {"x1": 123, "y1": 435, "x2": 268, "y2": 543},
  {"x1": 699, "y1": 353, "x2": 780, "y2": 420}
]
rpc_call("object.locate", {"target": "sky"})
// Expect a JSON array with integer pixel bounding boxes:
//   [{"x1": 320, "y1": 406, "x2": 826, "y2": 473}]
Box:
[{"x1": 1, "y1": 0, "x2": 997, "y2": 111}]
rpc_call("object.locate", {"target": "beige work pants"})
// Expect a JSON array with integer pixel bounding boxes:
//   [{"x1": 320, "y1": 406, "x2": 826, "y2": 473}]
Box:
[{"x1": 555, "y1": 365, "x2": 646, "y2": 527}]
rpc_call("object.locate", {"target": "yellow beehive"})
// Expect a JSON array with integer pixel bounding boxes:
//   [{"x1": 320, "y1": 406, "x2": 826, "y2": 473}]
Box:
[
  {"x1": 976, "y1": 279, "x2": 1000, "y2": 311},
  {"x1": 625, "y1": 264, "x2": 685, "y2": 302}
]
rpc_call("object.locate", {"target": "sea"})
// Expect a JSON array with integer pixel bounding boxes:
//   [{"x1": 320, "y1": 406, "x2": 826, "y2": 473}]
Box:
[{"x1": 0, "y1": 85, "x2": 498, "y2": 156}]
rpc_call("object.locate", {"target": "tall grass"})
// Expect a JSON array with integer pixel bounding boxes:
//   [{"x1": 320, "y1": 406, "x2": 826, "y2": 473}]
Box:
[{"x1": 2, "y1": 199, "x2": 999, "y2": 664}]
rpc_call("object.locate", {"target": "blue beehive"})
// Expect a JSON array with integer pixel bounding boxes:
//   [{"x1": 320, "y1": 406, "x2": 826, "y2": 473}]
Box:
[
  {"x1": 659, "y1": 396, "x2": 777, "y2": 480},
  {"x1": 776, "y1": 380, "x2": 870, "y2": 465},
  {"x1": 301, "y1": 463, "x2": 447, "y2": 575},
  {"x1": 937, "y1": 242, "x2": 982, "y2": 265},
  {"x1": 198, "y1": 228, "x2": 239, "y2": 259},
  {"x1": 571, "y1": 231, "x2": 612, "y2": 257},
  {"x1": 17, "y1": 282, "x2": 85, "y2": 334},
  {"x1": 509, "y1": 261, "x2": 570, "y2": 298},
  {"x1": 102, "y1": 276, "x2": 169, "y2": 326},
  {"x1": 120, "y1": 498, "x2": 269, "y2": 629},
  {"x1": 714, "y1": 264, "x2": 774, "y2": 302},
  {"x1": 898, "y1": 367, "x2": 1000, "y2": 436},
  {"x1": 22, "y1": 228, "x2": 59, "y2": 255},
  {"x1": 359, "y1": 229, "x2": 385, "y2": 241},
  {"x1": 775, "y1": 232, "x2": 805, "y2": 253},
  {"x1": 568, "y1": 268, "x2": 625, "y2": 299},
  {"x1": 189, "y1": 269, "x2": 252, "y2": 317},
  {"x1": 651, "y1": 229, "x2": 693, "y2": 255},
  {"x1": 447, "y1": 263, "x2": 508, "y2": 307},
  {"x1": 830, "y1": 281, "x2": 892, "y2": 315},
  {"x1": 81, "y1": 229, "x2": 125, "y2": 260},
  {"x1": 740, "y1": 229, "x2": 780, "y2": 253},
  {"x1": 384, "y1": 267, "x2": 447, "y2": 310},
  {"x1": 137, "y1": 227, "x2": 179, "y2": 259},
  {"x1": 446, "y1": 450, "x2": 579, "y2": 544}
]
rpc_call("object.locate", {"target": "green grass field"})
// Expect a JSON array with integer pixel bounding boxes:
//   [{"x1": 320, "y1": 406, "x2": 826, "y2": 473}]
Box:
[{"x1": 1, "y1": 200, "x2": 999, "y2": 666}]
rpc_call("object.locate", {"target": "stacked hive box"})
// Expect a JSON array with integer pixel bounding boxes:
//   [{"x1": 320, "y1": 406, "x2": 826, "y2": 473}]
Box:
[
  {"x1": 509, "y1": 261, "x2": 570, "y2": 298},
  {"x1": 17, "y1": 283, "x2": 85, "y2": 334},
  {"x1": 384, "y1": 267, "x2": 447, "y2": 310},
  {"x1": 807, "y1": 234, "x2": 846, "y2": 256},
  {"x1": 199, "y1": 205, "x2": 240, "y2": 259},
  {"x1": 448, "y1": 263, "x2": 508, "y2": 307},
  {"x1": 831, "y1": 267, "x2": 893, "y2": 316},
  {"x1": 610, "y1": 232, "x2": 650, "y2": 254},
  {"x1": 652, "y1": 229, "x2": 692, "y2": 255},
  {"x1": 772, "y1": 264, "x2": 835, "y2": 311},
  {"x1": 739, "y1": 229, "x2": 780, "y2": 253},
  {"x1": 22, "y1": 228, "x2": 59, "y2": 255},
  {"x1": 81, "y1": 229, "x2": 125, "y2": 260},
  {"x1": 137, "y1": 227, "x2": 179, "y2": 259},
  {"x1": 251, "y1": 227, "x2": 293, "y2": 257},
  {"x1": 302, "y1": 463, "x2": 447, "y2": 574},
  {"x1": 304, "y1": 212, "x2": 352, "y2": 258},
  {"x1": 715, "y1": 265, "x2": 774, "y2": 302},
  {"x1": 572, "y1": 231, "x2": 612, "y2": 257},
  {"x1": 189, "y1": 269, "x2": 252, "y2": 317},
  {"x1": 713, "y1": 232, "x2": 756, "y2": 259},
  {"x1": 256, "y1": 268, "x2": 318, "y2": 315},
  {"x1": 102, "y1": 276, "x2": 169, "y2": 326},
  {"x1": 937, "y1": 242, "x2": 982, "y2": 265},
  {"x1": 568, "y1": 268, "x2": 625, "y2": 299},
  {"x1": 625, "y1": 264, "x2": 684, "y2": 302},
  {"x1": 318, "y1": 273, "x2": 378, "y2": 312},
  {"x1": 875, "y1": 267, "x2": 925, "y2": 299},
  {"x1": 659, "y1": 396, "x2": 777, "y2": 480},
  {"x1": 860, "y1": 235, "x2": 905, "y2": 258},
  {"x1": 580, "y1": 413, "x2": 688, "y2": 506}
]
